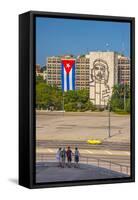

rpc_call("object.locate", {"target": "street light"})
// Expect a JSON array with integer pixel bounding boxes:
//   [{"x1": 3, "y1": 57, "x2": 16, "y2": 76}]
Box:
[
  {"x1": 62, "y1": 92, "x2": 64, "y2": 116},
  {"x1": 121, "y1": 81, "x2": 126, "y2": 111},
  {"x1": 77, "y1": 102, "x2": 82, "y2": 111},
  {"x1": 108, "y1": 98, "x2": 111, "y2": 138},
  {"x1": 123, "y1": 83, "x2": 126, "y2": 111}
]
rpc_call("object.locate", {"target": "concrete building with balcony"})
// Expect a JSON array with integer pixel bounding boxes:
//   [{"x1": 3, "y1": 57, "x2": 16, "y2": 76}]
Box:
[
  {"x1": 36, "y1": 64, "x2": 48, "y2": 81},
  {"x1": 118, "y1": 55, "x2": 130, "y2": 86},
  {"x1": 47, "y1": 56, "x2": 62, "y2": 88},
  {"x1": 36, "y1": 64, "x2": 41, "y2": 74},
  {"x1": 75, "y1": 55, "x2": 90, "y2": 90}
]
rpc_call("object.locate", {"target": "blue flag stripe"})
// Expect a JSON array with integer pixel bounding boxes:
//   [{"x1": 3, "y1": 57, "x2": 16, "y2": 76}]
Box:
[
  {"x1": 61, "y1": 64, "x2": 64, "y2": 91},
  {"x1": 67, "y1": 73, "x2": 69, "y2": 90}
]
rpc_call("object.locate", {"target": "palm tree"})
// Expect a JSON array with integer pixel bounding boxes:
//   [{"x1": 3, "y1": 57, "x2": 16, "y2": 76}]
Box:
[{"x1": 111, "y1": 83, "x2": 130, "y2": 112}]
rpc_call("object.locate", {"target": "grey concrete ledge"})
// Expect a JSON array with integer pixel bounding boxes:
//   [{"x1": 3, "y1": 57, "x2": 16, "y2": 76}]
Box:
[{"x1": 36, "y1": 162, "x2": 129, "y2": 183}]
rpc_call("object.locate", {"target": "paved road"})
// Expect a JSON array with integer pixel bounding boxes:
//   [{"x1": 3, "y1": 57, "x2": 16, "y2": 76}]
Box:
[
  {"x1": 36, "y1": 149, "x2": 130, "y2": 166},
  {"x1": 36, "y1": 140, "x2": 130, "y2": 164},
  {"x1": 36, "y1": 111, "x2": 129, "y2": 117},
  {"x1": 36, "y1": 139, "x2": 130, "y2": 167},
  {"x1": 36, "y1": 140, "x2": 130, "y2": 151}
]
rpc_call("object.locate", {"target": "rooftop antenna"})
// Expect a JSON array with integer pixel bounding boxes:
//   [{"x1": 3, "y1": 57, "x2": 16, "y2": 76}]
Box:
[
  {"x1": 106, "y1": 43, "x2": 109, "y2": 52},
  {"x1": 121, "y1": 42, "x2": 125, "y2": 56},
  {"x1": 86, "y1": 48, "x2": 89, "y2": 54}
]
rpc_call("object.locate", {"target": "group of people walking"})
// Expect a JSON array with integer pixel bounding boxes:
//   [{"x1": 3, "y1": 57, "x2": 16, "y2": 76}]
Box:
[{"x1": 56, "y1": 146, "x2": 80, "y2": 168}]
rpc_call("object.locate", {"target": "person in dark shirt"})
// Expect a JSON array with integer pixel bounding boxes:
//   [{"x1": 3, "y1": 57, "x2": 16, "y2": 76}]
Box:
[{"x1": 66, "y1": 146, "x2": 72, "y2": 168}]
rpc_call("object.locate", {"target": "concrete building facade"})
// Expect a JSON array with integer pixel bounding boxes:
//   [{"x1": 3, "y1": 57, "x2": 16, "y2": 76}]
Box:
[
  {"x1": 118, "y1": 55, "x2": 130, "y2": 86},
  {"x1": 75, "y1": 55, "x2": 89, "y2": 90},
  {"x1": 47, "y1": 56, "x2": 61, "y2": 88},
  {"x1": 36, "y1": 64, "x2": 47, "y2": 81},
  {"x1": 36, "y1": 64, "x2": 41, "y2": 74}
]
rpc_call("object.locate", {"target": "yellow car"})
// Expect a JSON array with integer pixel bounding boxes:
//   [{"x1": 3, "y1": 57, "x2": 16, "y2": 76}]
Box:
[{"x1": 87, "y1": 139, "x2": 102, "y2": 145}]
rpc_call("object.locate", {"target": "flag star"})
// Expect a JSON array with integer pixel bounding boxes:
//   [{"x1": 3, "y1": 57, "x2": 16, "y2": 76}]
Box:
[{"x1": 66, "y1": 63, "x2": 70, "y2": 68}]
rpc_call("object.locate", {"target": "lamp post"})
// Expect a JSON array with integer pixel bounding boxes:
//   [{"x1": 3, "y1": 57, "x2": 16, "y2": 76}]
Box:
[
  {"x1": 77, "y1": 102, "x2": 82, "y2": 111},
  {"x1": 108, "y1": 98, "x2": 111, "y2": 138},
  {"x1": 62, "y1": 92, "x2": 64, "y2": 116},
  {"x1": 121, "y1": 80, "x2": 126, "y2": 111},
  {"x1": 124, "y1": 83, "x2": 126, "y2": 111}
]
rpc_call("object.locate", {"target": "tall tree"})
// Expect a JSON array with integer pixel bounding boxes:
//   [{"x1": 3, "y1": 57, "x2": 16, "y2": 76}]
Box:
[{"x1": 110, "y1": 83, "x2": 130, "y2": 113}]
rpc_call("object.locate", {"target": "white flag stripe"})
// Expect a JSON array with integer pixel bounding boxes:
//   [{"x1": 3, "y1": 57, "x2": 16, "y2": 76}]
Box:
[
  {"x1": 64, "y1": 68, "x2": 67, "y2": 91},
  {"x1": 69, "y1": 68, "x2": 73, "y2": 90}
]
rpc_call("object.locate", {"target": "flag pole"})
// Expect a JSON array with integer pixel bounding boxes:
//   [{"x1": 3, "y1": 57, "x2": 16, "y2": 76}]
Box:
[
  {"x1": 62, "y1": 91, "x2": 64, "y2": 116},
  {"x1": 124, "y1": 81, "x2": 126, "y2": 111}
]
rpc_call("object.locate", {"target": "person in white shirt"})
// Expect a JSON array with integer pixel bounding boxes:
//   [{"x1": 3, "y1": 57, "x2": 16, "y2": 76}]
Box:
[{"x1": 56, "y1": 147, "x2": 62, "y2": 167}]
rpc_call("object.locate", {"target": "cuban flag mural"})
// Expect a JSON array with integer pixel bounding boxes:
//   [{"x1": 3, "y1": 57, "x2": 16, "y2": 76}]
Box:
[{"x1": 61, "y1": 59, "x2": 75, "y2": 91}]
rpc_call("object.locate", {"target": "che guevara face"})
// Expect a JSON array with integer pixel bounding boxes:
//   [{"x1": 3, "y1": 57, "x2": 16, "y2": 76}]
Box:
[
  {"x1": 91, "y1": 59, "x2": 109, "y2": 84},
  {"x1": 94, "y1": 64, "x2": 105, "y2": 81}
]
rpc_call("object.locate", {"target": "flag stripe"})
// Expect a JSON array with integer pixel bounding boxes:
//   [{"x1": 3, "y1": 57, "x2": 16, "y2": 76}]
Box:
[
  {"x1": 64, "y1": 67, "x2": 67, "y2": 91},
  {"x1": 61, "y1": 64, "x2": 64, "y2": 91},
  {"x1": 72, "y1": 64, "x2": 75, "y2": 90},
  {"x1": 67, "y1": 73, "x2": 69, "y2": 90},
  {"x1": 69, "y1": 68, "x2": 73, "y2": 90}
]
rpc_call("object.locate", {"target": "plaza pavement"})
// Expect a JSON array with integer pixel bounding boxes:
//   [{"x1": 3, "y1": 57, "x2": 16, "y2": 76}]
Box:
[
  {"x1": 36, "y1": 162, "x2": 129, "y2": 183},
  {"x1": 36, "y1": 111, "x2": 130, "y2": 143}
]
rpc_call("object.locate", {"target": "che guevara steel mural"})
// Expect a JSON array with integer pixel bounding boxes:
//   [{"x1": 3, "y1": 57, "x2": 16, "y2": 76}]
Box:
[{"x1": 90, "y1": 58, "x2": 110, "y2": 107}]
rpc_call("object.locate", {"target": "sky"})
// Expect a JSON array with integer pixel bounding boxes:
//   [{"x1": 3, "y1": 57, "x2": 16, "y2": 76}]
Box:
[{"x1": 36, "y1": 17, "x2": 130, "y2": 67}]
